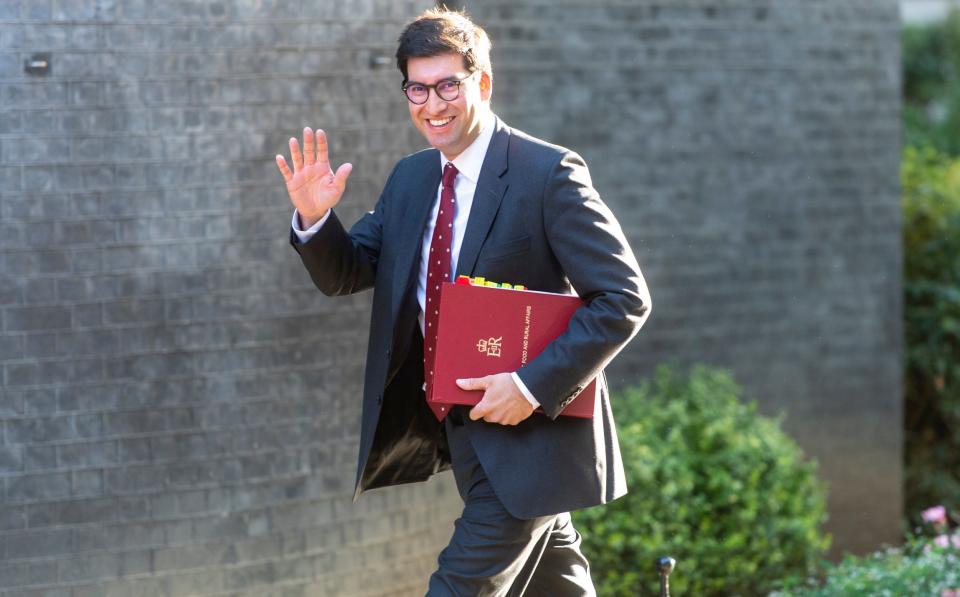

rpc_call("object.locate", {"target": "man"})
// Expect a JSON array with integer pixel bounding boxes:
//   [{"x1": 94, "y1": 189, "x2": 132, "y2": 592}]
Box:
[{"x1": 276, "y1": 8, "x2": 651, "y2": 596}]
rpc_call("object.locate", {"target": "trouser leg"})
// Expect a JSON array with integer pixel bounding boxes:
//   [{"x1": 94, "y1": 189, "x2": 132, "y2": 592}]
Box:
[
  {"x1": 427, "y1": 408, "x2": 595, "y2": 596},
  {"x1": 512, "y1": 512, "x2": 594, "y2": 597}
]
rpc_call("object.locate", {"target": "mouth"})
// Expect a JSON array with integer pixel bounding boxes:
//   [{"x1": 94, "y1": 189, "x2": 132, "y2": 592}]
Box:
[{"x1": 427, "y1": 116, "x2": 454, "y2": 129}]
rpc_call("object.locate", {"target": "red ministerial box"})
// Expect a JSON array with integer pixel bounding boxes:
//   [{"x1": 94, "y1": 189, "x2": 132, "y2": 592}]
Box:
[{"x1": 428, "y1": 281, "x2": 597, "y2": 418}]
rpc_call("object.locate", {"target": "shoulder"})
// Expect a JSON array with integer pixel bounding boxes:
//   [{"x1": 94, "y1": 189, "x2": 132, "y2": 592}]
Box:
[
  {"x1": 506, "y1": 124, "x2": 569, "y2": 156},
  {"x1": 496, "y1": 123, "x2": 592, "y2": 195},
  {"x1": 398, "y1": 145, "x2": 440, "y2": 166},
  {"x1": 395, "y1": 146, "x2": 439, "y2": 174},
  {"x1": 502, "y1": 122, "x2": 582, "y2": 173}
]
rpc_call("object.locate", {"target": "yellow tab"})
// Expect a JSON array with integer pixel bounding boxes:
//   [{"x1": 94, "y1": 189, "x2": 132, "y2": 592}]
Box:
[
  {"x1": 485, "y1": 281, "x2": 497, "y2": 287},
  {"x1": 514, "y1": 285, "x2": 526, "y2": 291},
  {"x1": 501, "y1": 283, "x2": 513, "y2": 289},
  {"x1": 473, "y1": 277, "x2": 486, "y2": 286}
]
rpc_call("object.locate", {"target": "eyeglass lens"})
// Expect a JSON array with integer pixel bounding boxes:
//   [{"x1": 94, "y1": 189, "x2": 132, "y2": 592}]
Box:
[{"x1": 405, "y1": 80, "x2": 462, "y2": 104}]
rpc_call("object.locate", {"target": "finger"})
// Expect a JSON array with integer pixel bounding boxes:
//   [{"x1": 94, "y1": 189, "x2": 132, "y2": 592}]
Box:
[
  {"x1": 275, "y1": 155, "x2": 293, "y2": 183},
  {"x1": 457, "y1": 377, "x2": 488, "y2": 391},
  {"x1": 289, "y1": 137, "x2": 303, "y2": 172},
  {"x1": 469, "y1": 401, "x2": 489, "y2": 421},
  {"x1": 316, "y1": 128, "x2": 331, "y2": 171},
  {"x1": 333, "y1": 163, "x2": 353, "y2": 190},
  {"x1": 303, "y1": 127, "x2": 316, "y2": 166}
]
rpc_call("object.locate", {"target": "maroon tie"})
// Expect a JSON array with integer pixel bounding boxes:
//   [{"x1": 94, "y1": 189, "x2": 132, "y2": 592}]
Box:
[{"x1": 424, "y1": 162, "x2": 458, "y2": 421}]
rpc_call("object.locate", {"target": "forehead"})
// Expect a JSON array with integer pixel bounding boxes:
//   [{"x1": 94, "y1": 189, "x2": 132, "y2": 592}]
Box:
[{"x1": 406, "y1": 53, "x2": 468, "y2": 82}]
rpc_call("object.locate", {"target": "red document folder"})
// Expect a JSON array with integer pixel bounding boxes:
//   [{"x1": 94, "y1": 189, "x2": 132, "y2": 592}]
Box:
[{"x1": 428, "y1": 281, "x2": 597, "y2": 418}]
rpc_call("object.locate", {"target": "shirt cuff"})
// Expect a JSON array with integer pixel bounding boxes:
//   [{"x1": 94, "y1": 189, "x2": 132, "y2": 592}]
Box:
[
  {"x1": 291, "y1": 209, "x2": 330, "y2": 243},
  {"x1": 511, "y1": 372, "x2": 540, "y2": 409}
]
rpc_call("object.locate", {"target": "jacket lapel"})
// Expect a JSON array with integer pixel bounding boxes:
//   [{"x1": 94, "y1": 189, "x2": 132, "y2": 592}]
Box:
[
  {"x1": 390, "y1": 153, "x2": 442, "y2": 323},
  {"x1": 455, "y1": 119, "x2": 510, "y2": 277}
]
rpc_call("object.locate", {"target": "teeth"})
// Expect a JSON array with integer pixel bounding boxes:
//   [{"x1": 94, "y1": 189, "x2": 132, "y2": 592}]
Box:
[{"x1": 429, "y1": 118, "x2": 452, "y2": 126}]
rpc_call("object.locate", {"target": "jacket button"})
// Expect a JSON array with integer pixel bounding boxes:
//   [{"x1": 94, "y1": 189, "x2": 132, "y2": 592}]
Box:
[
  {"x1": 386, "y1": 349, "x2": 392, "y2": 357},
  {"x1": 377, "y1": 393, "x2": 383, "y2": 405}
]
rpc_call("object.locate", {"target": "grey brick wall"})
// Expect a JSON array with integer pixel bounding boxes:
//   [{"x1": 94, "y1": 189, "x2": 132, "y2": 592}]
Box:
[
  {"x1": 1, "y1": 0, "x2": 903, "y2": 594},
  {"x1": 0, "y1": 1, "x2": 463, "y2": 596},
  {"x1": 466, "y1": 0, "x2": 902, "y2": 557}
]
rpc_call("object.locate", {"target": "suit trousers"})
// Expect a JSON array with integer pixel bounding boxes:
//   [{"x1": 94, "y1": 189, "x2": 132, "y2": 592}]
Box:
[{"x1": 427, "y1": 405, "x2": 596, "y2": 597}]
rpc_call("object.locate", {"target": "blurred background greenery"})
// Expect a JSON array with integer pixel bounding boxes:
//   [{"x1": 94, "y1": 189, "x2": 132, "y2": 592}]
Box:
[{"x1": 901, "y1": 8, "x2": 960, "y2": 525}]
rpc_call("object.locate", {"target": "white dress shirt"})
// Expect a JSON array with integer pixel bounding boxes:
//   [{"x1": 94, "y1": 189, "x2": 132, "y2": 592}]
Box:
[{"x1": 292, "y1": 112, "x2": 540, "y2": 408}]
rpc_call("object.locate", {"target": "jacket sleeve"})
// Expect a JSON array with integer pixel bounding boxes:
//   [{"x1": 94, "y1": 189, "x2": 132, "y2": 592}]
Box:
[
  {"x1": 515, "y1": 151, "x2": 652, "y2": 419},
  {"x1": 289, "y1": 164, "x2": 399, "y2": 296}
]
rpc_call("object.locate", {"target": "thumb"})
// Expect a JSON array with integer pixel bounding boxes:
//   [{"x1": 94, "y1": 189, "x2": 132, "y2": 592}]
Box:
[
  {"x1": 333, "y1": 162, "x2": 353, "y2": 189},
  {"x1": 457, "y1": 376, "x2": 490, "y2": 391}
]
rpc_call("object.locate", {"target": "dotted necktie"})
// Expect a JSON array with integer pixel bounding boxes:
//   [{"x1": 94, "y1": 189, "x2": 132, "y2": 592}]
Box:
[{"x1": 423, "y1": 162, "x2": 458, "y2": 421}]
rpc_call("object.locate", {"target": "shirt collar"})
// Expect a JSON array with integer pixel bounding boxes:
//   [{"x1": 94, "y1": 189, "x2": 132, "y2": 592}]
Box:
[{"x1": 440, "y1": 111, "x2": 497, "y2": 184}]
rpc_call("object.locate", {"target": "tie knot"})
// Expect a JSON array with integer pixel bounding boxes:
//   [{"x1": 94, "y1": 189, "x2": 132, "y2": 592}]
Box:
[{"x1": 442, "y1": 162, "x2": 458, "y2": 188}]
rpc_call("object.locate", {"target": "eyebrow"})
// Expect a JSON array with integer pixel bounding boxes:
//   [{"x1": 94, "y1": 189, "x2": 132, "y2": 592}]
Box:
[{"x1": 405, "y1": 75, "x2": 462, "y2": 86}]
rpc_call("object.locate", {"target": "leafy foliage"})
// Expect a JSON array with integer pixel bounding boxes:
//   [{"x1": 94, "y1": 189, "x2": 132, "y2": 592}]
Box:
[
  {"x1": 902, "y1": 10, "x2": 960, "y2": 155},
  {"x1": 573, "y1": 365, "x2": 830, "y2": 596},
  {"x1": 771, "y1": 540, "x2": 960, "y2": 596},
  {"x1": 902, "y1": 145, "x2": 960, "y2": 516}
]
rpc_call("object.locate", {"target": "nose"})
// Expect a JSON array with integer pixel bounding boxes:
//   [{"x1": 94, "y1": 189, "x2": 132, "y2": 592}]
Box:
[{"x1": 425, "y1": 88, "x2": 448, "y2": 113}]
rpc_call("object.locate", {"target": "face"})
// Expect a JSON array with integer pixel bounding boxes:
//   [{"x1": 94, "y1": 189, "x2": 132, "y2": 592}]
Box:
[{"x1": 405, "y1": 53, "x2": 492, "y2": 161}]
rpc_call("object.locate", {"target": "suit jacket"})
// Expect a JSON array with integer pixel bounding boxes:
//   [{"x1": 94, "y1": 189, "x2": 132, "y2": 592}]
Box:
[{"x1": 291, "y1": 117, "x2": 651, "y2": 519}]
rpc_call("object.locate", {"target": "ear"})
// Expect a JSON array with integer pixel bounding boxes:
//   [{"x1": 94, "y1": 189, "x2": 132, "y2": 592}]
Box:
[{"x1": 479, "y1": 70, "x2": 493, "y2": 101}]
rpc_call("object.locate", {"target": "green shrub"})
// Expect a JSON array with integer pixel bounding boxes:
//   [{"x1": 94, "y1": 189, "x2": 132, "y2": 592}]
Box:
[
  {"x1": 902, "y1": 10, "x2": 960, "y2": 155},
  {"x1": 902, "y1": 145, "x2": 960, "y2": 514},
  {"x1": 901, "y1": 7, "x2": 960, "y2": 523},
  {"x1": 573, "y1": 365, "x2": 830, "y2": 596},
  {"x1": 771, "y1": 542, "x2": 960, "y2": 596}
]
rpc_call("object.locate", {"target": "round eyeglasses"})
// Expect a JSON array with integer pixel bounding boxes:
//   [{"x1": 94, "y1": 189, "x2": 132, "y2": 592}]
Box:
[{"x1": 402, "y1": 72, "x2": 477, "y2": 105}]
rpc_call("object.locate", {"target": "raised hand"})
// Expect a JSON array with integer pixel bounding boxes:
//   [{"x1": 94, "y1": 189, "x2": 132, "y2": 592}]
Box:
[{"x1": 276, "y1": 127, "x2": 353, "y2": 228}]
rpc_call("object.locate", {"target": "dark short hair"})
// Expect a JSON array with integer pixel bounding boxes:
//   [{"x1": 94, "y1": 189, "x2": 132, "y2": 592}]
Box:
[{"x1": 395, "y1": 7, "x2": 492, "y2": 81}]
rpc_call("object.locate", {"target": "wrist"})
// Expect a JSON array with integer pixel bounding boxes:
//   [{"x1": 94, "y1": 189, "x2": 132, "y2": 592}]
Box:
[{"x1": 298, "y1": 209, "x2": 328, "y2": 229}]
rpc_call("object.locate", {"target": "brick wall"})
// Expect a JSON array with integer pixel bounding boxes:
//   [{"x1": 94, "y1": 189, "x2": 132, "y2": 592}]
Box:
[
  {"x1": 0, "y1": 1, "x2": 462, "y2": 596},
  {"x1": 0, "y1": 0, "x2": 903, "y2": 594},
  {"x1": 466, "y1": 0, "x2": 902, "y2": 557}
]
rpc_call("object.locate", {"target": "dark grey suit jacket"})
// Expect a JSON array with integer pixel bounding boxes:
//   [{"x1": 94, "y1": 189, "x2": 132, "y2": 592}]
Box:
[{"x1": 291, "y1": 117, "x2": 651, "y2": 519}]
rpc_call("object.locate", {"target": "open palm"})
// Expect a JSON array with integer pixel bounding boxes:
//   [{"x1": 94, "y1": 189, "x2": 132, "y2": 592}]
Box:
[{"x1": 276, "y1": 127, "x2": 353, "y2": 227}]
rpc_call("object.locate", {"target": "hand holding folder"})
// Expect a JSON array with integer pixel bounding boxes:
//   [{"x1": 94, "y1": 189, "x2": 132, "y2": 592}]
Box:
[
  {"x1": 455, "y1": 374, "x2": 536, "y2": 425},
  {"x1": 428, "y1": 277, "x2": 598, "y2": 419}
]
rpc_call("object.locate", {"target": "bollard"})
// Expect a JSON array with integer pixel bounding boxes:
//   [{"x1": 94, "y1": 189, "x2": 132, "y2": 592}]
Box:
[{"x1": 657, "y1": 556, "x2": 676, "y2": 597}]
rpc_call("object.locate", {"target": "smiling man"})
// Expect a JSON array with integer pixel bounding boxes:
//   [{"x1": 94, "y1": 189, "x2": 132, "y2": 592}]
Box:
[{"x1": 276, "y1": 8, "x2": 651, "y2": 596}]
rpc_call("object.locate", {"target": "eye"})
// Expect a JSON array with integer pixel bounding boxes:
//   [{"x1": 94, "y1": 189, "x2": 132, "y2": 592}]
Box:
[
  {"x1": 437, "y1": 80, "x2": 458, "y2": 94},
  {"x1": 407, "y1": 84, "x2": 427, "y2": 94}
]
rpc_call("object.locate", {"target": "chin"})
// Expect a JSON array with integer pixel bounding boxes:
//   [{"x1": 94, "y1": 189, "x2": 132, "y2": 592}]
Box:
[{"x1": 428, "y1": 135, "x2": 456, "y2": 155}]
